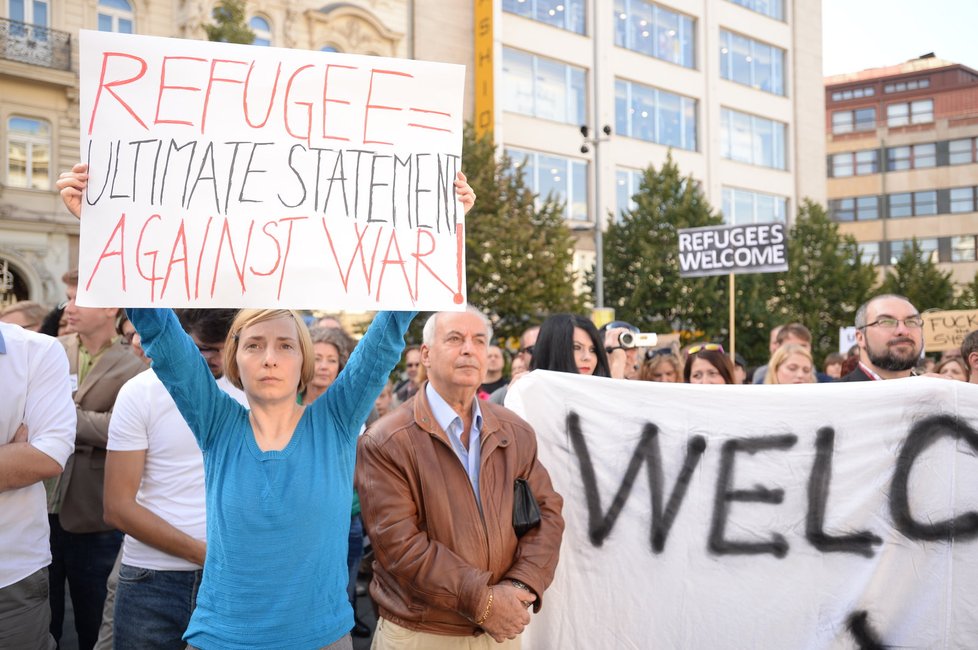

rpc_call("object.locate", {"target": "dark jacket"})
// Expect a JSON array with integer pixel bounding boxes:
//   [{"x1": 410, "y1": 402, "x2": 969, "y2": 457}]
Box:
[
  {"x1": 355, "y1": 384, "x2": 564, "y2": 636},
  {"x1": 55, "y1": 334, "x2": 146, "y2": 532},
  {"x1": 838, "y1": 365, "x2": 873, "y2": 382}
]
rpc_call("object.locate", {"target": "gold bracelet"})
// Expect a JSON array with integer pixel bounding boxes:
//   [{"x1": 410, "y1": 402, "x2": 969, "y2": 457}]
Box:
[{"x1": 476, "y1": 587, "x2": 494, "y2": 626}]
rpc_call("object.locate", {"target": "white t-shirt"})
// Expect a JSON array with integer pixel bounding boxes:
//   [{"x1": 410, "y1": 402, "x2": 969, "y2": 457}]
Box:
[
  {"x1": 0, "y1": 323, "x2": 76, "y2": 588},
  {"x1": 108, "y1": 369, "x2": 247, "y2": 571}
]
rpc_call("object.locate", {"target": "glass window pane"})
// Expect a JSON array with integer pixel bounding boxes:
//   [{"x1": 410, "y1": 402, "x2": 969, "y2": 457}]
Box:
[
  {"x1": 832, "y1": 153, "x2": 854, "y2": 177},
  {"x1": 949, "y1": 139, "x2": 974, "y2": 165},
  {"x1": 8, "y1": 142, "x2": 28, "y2": 187},
  {"x1": 856, "y1": 196, "x2": 879, "y2": 220},
  {"x1": 571, "y1": 160, "x2": 588, "y2": 221},
  {"x1": 629, "y1": 2, "x2": 654, "y2": 57},
  {"x1": 730, "y1": 33, "x2": 752, "y2": 85},
  {"x1": 657, "y1": 90, "x2": 681, "y2": 147},
  {"x1": 98, "y1": 14, "x2": 113, "y2": 31},
  {"x1": 569, "y1": 67, "x2": 586, "y2": 125},
  {"x1": 832, "y1": 111, "x2": 852, "y2": 134},
  {"x1": 859, "y1": 242, "x2": 879, "y2": 264},
  {"x1": 887, "y1": 103, "x2": 909, "y2": 127},
  {"x1": 855, "y1": 150, "x2": 877, "y2": 174},
  {"x1": 653, "y1": 6, "x2": 681, "y2": 65},
  {"x1": 889, "y1": 193, "x2": 912, "y2": 218},
  {"x1": 33, "y1": 0, "x2": 48, "y2": 28},
  {"x1": 950, "y1": 187, "x2": 975, "y2": 213},
  {"x1": 911, "y1": 99, "x2": 933, "y2": 123},
  {"x1": 682, "y1": 97, "x2": 697, "y2": 150},
  {"x1": 854, "y1": 108, "x2": 875, "y2": 131},
  {"x1": 915, "y1": 190, "x2": 937, "y2": 215},
  {"x1": 502, "y1": 48, "x2": 535, "y2": 116},
  {"x1": 534, "y1": 57, "x2": 567, "y2": 122},
  {"x1": 734, "y1": 190, "x2": 754, "y2": 225},
  {"x1": 913, "y1": 143, "x2": 936, "y2": 168},
  {"x1": 887, "y1": 146, "x2": 910, "y2": 171},
  {"x1": 834, "y1": 198, "x2": 855, "y2": 222},
  {"x1": 952, "y1": 236, "x2": 977, "y2": 262}
]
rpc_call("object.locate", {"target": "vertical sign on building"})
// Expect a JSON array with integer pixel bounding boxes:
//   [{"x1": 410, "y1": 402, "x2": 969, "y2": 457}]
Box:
[{"x1": 473, "y1": 0, "x2": 493, "y2": 138}]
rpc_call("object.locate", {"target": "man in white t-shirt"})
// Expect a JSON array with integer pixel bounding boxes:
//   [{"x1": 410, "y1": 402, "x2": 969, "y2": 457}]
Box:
[
  {"x1": 102, "y1": 309, "x2": 245, "y2": 647},
  {"x1": 0, "y1": 323, "x2": 76, "y2": 650}
]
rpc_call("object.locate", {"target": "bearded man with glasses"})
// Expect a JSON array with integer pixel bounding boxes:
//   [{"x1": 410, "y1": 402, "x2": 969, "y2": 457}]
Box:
[{"x1": 840, "y1": 294, "x2": 925, "y2": 382}]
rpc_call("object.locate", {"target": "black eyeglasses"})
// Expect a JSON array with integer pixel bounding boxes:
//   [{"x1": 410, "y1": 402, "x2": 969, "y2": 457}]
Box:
[{"x1": 859, "y1": 316, "x2": 924, "y2": 330}]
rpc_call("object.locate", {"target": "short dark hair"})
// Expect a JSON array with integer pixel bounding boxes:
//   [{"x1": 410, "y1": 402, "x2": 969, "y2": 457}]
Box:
[
  {"x1": 683, "y1": 349, "x2": 735, "y2": 384},
  {"x1": 962, "y1": 330, "x2": 978, "y2": 363},
  {"x1": 176, "y1": 309, "x2": 239, "y2": 343},
  {"x1": 532, "y1": 313, "x2": 610, "y2": 377},
  {"x1": 776, "y1": 322, "x2": 811, "y2": 345}
]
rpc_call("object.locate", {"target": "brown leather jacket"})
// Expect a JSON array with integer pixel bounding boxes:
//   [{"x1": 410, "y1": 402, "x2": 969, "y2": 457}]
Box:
[{"x1": 355, "y1": 384, "x2": 564, "y2": 636}]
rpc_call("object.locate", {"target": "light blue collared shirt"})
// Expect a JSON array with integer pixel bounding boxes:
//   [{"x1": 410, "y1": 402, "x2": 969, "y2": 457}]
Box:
[{"x1": 426, "y1": 382, "x2": 483, "y2": 506}]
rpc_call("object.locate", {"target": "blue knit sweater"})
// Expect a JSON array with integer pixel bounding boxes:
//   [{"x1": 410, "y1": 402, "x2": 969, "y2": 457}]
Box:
[{"x1": 128, "y1": 308, "x2": 414, "y2": 650}]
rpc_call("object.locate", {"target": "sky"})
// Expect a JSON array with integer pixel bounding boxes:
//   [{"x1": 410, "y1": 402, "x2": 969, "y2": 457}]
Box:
[{"x1": 821, "y1": 0, "x2": 978, "y2": 76}]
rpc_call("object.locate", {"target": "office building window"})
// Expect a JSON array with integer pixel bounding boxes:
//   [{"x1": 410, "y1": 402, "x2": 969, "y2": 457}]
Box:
[
  {"x1": 830, "y1": 150, "x2": 878, "y2": 177},
  {"x1": 829, "y1": 196, "x2": 879, "y2": 222},
  {"x1": 616, "y1": 168, "x2": 644, "y2": 221},
  {"x1": 951, "y1": 236, "x2": 978, "y2": 262},
  {"x1": 503, "y1": 0, "x2": 586, "y2": 34},
  {"x1": 7, "y1": 116, "x2": 51, "y2": 190},
  {"x1": 250, "y1": 16, "x2": 271, "y2": 46},
  {"x1": 889, "y1": 239, "x2": 938, "y2": 264},
  {"x1": 721, "y1": 187, "x2": 787, "y2": 224},
  {"x1": 883, "y1": 78, "x2": 930, "y2": 94},
  {"x1": 831, "y1": 108, "x2": 875, "y2": 134},
  {"x1": 719, "y1": 30, "x2": 784, "y2": 95},
  {"x1": 857, "y1": 242, "x2": 879, "y2": 265},
  {"x1": 727, "y1": 0, "x2": 784, "y2": 20},
  {"x1": 950, "y1": 187, "x2": 977, "y2": 214},
  {"x1": 613, "y1": 0, "x2": 695, "y2": 68},
  {"x1": 98, "y1": 0, "x2": 133, "y2": 33},
  {"x1": 502, "y1": 48, "x2": 586, "y2": 125},
  {"x1": 886, "y1": 99, "x2": 933, "y2": 127},
  {"x1": 949, "y1": 138, "x2": 977, "y2": 165},
  {"x1": 507, "y1": 147, "x2": 588, "y2": 221},
  {"x1": 888, "y1": 191, "x2": 936, "y2": 218},
  {"x1": 721, "y1": 108, "x2": 786, "y2": 169},
  {"x1": 831, "y1": 86, "x2": 874, "y2": 102},
  {"x1": 886, "y1": 143, "x2": 936, "y2": 171},
  {"x1": 615, "y1": 79, "x2": 697, "y2": 150}
]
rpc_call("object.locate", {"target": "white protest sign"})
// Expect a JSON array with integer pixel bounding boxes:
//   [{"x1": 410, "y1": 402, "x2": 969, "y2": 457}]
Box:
[
  {"x1": 76, "y1": 30, "x2": 465, "y2": 309},
  {"x1": 839, "y1": 325, "x2": 857, "y2": 354},
  {"x1": 678, "y1": 222, "x2": 787, "y2": 278},
  {"x1": 507, "y1": 372, "x2": 978, "y2": 649}
]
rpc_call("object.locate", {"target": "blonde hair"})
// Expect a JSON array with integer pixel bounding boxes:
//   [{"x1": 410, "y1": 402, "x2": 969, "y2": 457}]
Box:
[
  {"x1": 223, "y1": 309, "x2": 315, "y2": 395},
  {"x1": 764, "y1": 344, "x2": 814, "y2": 385}
]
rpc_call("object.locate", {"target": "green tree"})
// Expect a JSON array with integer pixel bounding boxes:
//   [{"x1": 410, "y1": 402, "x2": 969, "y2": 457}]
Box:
[
  {"x1": 879, "y1": 239, "x2": 955, "y2": 311},
  {"x1": 956, "y1": 270, "x2": 978, "y2": 309},
  {"x1": 403, "y1": 126, "x2": 586, "y2": 346},
  {"x1": 204, "y1": 0, "x2": 255, "y2": 44},
  {"x1": 766, "y1": 200, "x2": 878, "y2": 366},
  {"x1": 461, "y1": 126, "x2": 586, "y2": 343},
  {"x1": 602, "y1": 154, "x2": 727, "y2": 341}
]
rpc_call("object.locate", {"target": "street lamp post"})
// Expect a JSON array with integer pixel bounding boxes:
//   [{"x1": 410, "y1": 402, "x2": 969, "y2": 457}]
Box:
[{"x1": 581, "y1": 124, "x2": 611, "y2": 309}]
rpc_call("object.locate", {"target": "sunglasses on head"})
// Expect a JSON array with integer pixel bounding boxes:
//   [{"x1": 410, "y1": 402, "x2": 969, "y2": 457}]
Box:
[{"x1": 687, "y1": 343, "x2": 724, "y2": 355}]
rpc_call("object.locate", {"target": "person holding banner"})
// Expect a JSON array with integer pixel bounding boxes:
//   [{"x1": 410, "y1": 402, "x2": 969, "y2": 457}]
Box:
[{"x1": 58, "y1": 164, "x2": 476, "y2": 650}]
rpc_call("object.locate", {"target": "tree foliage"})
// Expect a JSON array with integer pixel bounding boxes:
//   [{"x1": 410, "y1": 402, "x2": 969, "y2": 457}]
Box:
[
  {"x1": 879, "y1": 239, "x2": 956, "y2": 312},
  {"x1": 602, "y1": 154, "x2": 727, "y2": 339},
  {"x1": 404, "y1": 126, "x2": 586, "y2": 345},
  {"x1": 204, "y1": 0, "x2": 255, "y2": 44},
  {"x1": 765, "y1": 200, "x2": 878, "y2": 366}
]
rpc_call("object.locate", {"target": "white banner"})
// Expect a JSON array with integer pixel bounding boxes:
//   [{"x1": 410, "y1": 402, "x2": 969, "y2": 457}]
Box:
[
  {"x1": 76, "y1": 30, "x2": 465, "y2": 310},
  {"x1": 508, "y1": 371, "x2": 978, "y2": 648}
]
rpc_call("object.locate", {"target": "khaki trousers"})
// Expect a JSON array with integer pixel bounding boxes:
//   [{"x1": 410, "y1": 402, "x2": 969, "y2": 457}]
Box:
[{"x1": 371, "y1": 617, "x2": 521, "y2": 650}]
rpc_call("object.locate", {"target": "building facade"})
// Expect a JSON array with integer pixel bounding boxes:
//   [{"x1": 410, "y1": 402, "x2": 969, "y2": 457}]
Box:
[
  {"x1": 825, "y1": 55, "x2": 978, "y2": 284},
  {"x1": 1, "y1": 0, "x2": 823, "y2": 307},
  {"x1": 472, "y1": 0, "x2": 826, "y2": 288}
]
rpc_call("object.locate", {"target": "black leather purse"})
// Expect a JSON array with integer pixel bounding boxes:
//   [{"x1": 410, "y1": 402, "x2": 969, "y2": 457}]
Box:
[{"x1": 513, "y1": 478, "x2": 541, "y2": 538}]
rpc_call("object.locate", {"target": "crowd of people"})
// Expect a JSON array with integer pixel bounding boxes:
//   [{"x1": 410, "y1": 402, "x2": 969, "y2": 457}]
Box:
[{"x1": 3, "y1": 162, "x2": 978, "y2": 650}]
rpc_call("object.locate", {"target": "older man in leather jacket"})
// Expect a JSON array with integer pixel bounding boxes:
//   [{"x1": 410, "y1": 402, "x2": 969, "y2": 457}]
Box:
[{"x1": 355, "y1": 307, "x2": 564, "y2": 649}]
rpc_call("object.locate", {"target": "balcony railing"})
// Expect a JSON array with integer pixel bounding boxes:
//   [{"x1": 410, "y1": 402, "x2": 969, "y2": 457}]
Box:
[{"x1": 0, "y1": 17, "x2": 71, "y2": 71}]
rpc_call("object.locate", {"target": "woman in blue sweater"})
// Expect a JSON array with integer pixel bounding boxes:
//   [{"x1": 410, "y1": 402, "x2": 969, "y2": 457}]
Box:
[{"x1": 58, "y1": 163, "x2": 476, "y2": 650}]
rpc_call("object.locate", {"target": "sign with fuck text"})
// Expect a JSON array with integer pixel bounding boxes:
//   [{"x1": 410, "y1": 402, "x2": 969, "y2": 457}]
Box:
[
  {"x1": 677, "y1": 222, "x2": 787, "y2": 278},
  {"x1": 508, "y1": 371, "x2": 978, "y2": 648},
  {"x1": 76, "y1": 30, "x2": 466, "y2": 309}
]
